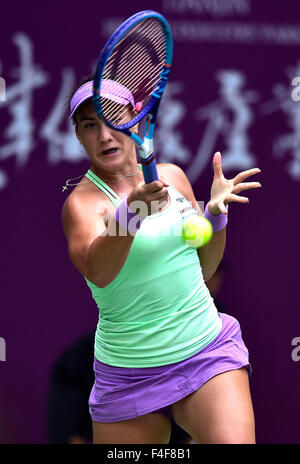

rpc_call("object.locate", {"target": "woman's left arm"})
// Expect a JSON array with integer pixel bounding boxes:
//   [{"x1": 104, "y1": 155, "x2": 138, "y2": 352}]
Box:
[
  {"x1": 161, "y1": 152, "x2": 262, "y2": 282},
  {"x1": 197, "y1": 152, "x2": 261, "y2": 281}
]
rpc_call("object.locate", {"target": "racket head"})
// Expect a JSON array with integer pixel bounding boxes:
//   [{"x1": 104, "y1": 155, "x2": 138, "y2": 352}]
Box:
[{"x1": 92, "y1": 10, "x2": 173, "y2": 132}]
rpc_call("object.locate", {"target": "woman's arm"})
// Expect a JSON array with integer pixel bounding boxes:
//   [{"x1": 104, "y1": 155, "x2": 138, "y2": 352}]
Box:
[
  {"x1": 62, "y1": 180, "x2": 168, "y2": 288},
  {"x1": 62, "y1": 191, "x2": 135, "y2": 288},
  {"x1": 196, "y1": 225, "x2": 226, "y2": 282},
  {"x1": 160, "y1": 153, "x2": 261, "y2": 282},
  {"x1": 159, "y1": 163, "x2": 225, "y2": 281}
]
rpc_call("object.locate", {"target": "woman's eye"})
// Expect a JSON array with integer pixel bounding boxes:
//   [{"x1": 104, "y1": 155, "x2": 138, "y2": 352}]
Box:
[{"x1": 84, "y1": 123, "x2": 95, "y2": 128}]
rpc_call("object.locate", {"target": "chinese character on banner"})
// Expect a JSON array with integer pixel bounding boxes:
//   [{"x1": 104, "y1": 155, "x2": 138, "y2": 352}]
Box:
[
  {"x1": 39, "y1": 68, "x2": 84, "y2": 165},
  {"x1": 186, "y1": 70, "x2": 259, "y2": 183},
  {"x1": 0, "y1": 33, "x2": 48, "y2": 190},
  {"x1": 156, "y1": 81, "x2": 191, "y2": 164},
  {"x1": 260, "y1": 61, "x2": 300, "y2": 180}
]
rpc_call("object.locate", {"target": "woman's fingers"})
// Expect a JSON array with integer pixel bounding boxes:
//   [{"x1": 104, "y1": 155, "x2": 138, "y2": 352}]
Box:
[
  {"x1": 227, "y1": 193, "x2": 250, "y2": 203},
  {"x1": 218, "y1": 202, "x2": 228, "y2": 214},
  {"x1": 233, "y1": 168, "x2": 261, "y2": 185},
  {"x1": 213, "y1": 152, "x2": 224, "y2": 178},
  {"x1": 232, "y1": 182, "x2": 262, "y2": 194},
  {"x1": 209, "y1": 163, "x2": 262, "y2": 212}
]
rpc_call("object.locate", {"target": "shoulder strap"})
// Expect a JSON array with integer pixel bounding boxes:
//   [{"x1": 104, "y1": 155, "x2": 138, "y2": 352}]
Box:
[
  {"x1": 86, "y1": 165, "x2": 179, "y2": 207},
  {"x1": 85, "y1": 169, "x2": 121, "y2": 207}
]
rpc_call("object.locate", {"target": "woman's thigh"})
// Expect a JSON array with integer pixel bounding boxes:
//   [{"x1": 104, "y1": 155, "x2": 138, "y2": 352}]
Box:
[
  {"x1": 171, "y1": 367, "x2": 255, "y2": 444},
  {"x1": 93, "y1": 412, "x2": 171, "y2": 444}
]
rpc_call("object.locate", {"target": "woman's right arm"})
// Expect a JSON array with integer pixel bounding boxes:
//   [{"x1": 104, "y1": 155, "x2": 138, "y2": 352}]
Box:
[
  {"x1": 62, "y1": 192, "x2": 135, "y2": 288},
  {"x1": 61, "y1": 180, "x2": 168, "y2": 288}
]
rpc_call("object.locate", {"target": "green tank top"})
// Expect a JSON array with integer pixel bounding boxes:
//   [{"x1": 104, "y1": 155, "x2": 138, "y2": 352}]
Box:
[{"x1": 84, "y1": 167, "x2": 222, "y2": 367}]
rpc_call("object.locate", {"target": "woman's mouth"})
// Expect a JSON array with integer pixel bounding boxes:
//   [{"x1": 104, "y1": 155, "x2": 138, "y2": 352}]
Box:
[{"x1": 102, "y1": 148, "x2": 119, "y2": 155}]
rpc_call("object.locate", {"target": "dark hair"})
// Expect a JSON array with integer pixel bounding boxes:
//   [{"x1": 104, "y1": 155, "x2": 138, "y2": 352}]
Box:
[{"x1": 69, "y1": 75, "x2": 94, "y2": 126}]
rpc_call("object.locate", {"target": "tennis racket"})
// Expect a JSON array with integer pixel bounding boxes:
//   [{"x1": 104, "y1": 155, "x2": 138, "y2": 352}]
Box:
[{"x1": 92, "y1": 10, "x2": 173, "y2": 183}]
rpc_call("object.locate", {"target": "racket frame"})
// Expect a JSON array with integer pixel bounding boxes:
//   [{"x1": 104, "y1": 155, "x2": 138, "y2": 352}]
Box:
[{"x1": 93, "y1": 10, "x2": 173, "y2": 183}]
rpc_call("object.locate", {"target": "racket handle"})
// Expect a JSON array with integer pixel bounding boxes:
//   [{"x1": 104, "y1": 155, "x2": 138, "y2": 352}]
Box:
[{"x1": 141, "y1": 154, "x2": 159, "y2": 183}]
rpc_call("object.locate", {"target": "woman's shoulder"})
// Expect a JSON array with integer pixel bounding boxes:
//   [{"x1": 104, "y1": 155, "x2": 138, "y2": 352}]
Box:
[
  {"x1": 157, "y1": 162, "x2": 185, "y2": 175},
  {"x1": 61, "y1": 179, "x2": 112, "y2": 225},
  {"x1": 157, "y1": 162, "x2": 199, "y2": 209},
  {"x1": 157, "y1": 163, "x2": 191, "y2": 190}
]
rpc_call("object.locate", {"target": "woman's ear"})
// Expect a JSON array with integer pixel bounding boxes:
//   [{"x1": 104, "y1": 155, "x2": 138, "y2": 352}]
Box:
[{"x1": 75, "y1": 126, "x2": 82, "y2": 144}]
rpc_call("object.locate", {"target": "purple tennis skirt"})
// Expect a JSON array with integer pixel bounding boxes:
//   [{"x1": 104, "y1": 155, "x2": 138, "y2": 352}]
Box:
[{"x1": 88, "y1": 312, "x2": 252, "y2": 423}]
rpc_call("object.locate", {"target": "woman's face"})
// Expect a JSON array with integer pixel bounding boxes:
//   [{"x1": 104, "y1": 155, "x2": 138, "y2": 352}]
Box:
[{"x1": 75, "y1": 100, "x2": 137, "y2": 171}]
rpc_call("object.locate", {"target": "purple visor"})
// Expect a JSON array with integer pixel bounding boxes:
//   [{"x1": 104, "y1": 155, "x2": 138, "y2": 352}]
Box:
[{"x1": 70, "y1": 79, "x2": 136, "y2": 120}]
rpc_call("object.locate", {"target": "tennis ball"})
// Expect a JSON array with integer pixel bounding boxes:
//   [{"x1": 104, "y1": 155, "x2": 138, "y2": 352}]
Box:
[{"x1": 182, "y1": 215, "x2": 213, "y2": 248}]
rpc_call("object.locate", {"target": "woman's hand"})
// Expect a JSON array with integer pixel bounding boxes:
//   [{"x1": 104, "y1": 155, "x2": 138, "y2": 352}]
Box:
[
  {"x1": 208, "y1": 152, "x2": 262, "y2": 215},
  {"x1": 127, "y1": 180, "x2": 169, "y2": 217}
]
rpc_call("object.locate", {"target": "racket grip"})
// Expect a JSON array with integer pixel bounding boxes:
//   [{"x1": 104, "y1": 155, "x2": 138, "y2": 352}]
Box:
[{"x1": 141, "y1": 155, "x2": 159, "y2": 183}]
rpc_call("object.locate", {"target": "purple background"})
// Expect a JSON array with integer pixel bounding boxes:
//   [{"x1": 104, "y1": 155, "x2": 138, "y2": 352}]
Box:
[{"x1": 1, "y1": 0, "x2": 300, "y2": 444}]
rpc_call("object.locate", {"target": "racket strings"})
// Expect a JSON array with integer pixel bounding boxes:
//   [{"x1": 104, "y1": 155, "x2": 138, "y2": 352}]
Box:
[
  {"x1": 106, "y1": 39, "x2": 165, "y2": 92},
  {"x1": 121, "y1": 24, "x2": 165, "y2": 95},
  {"x1": 101, "y1": 17, "x2": 167, "y2": 126},
  {"x1": 103, "y1": 23, "x2": 165, "y2": 90},
  {"x1": 105, "y1": 19, "x2": 165, "y2": 80},
  {"x1": 111, "y1": 22, "x2": 165, "y2": 78}
]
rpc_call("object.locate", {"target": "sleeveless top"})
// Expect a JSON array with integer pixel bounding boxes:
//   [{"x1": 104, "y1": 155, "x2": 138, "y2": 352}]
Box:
[{"x1": 84, "y1": 167, "x2": 222, "y2": 367}]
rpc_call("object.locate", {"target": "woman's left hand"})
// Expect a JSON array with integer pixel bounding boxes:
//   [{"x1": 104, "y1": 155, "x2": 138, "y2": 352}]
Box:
[{"x1": 207, "y1": 152, "x2": 262, "y2": 215}]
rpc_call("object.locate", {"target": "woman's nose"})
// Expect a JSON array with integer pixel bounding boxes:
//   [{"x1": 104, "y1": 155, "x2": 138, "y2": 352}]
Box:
[{"x1": 98, "y1": 121, "x2": 113, "y2": 141}]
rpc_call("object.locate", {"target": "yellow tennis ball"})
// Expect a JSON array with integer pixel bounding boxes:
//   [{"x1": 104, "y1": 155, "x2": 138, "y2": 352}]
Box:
[{"x1": 182, "y1": 215, "x2": 213, "y2": 248}]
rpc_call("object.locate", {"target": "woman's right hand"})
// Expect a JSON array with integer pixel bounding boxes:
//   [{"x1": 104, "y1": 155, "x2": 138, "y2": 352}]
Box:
[{"x1": 127, "y1": 180, "x2": 169, "y2": 217}]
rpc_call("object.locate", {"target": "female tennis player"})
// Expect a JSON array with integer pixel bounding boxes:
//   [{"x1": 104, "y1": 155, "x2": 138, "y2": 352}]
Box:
[{"x1": 62, "y1": 76, "x2": 261, "y2": 444}]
